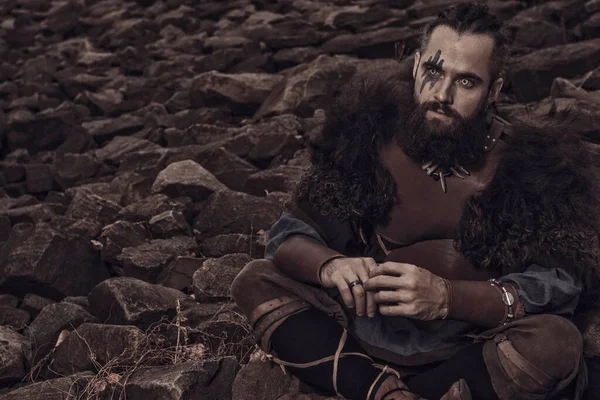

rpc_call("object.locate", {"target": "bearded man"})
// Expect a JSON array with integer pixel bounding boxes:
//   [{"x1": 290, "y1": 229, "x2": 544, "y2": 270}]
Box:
[{"x1": 232, "y1": 3, "x2": 600, "y2": 399}]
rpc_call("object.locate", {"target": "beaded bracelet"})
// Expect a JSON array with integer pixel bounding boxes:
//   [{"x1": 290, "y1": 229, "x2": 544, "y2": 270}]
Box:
[{"x1": 489, "y1": 279, "x2": 515, "y2": 325}]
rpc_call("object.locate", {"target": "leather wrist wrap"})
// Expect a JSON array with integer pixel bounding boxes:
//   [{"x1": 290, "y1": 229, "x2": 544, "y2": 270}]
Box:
[
  {"x1": 274, "y1": 235, "x2": 344, "y2": 285},
  {"x1": 447, "y1": 280, "x2": 508, "y2": 327}
]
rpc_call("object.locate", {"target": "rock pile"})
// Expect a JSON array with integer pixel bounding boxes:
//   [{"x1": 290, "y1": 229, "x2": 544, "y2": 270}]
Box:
[{"x1": 0, "y1": 0, "x2": 599, "y2": 398}]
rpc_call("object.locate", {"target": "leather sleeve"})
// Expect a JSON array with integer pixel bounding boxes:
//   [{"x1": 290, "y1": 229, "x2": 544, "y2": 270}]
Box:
[
  {"x1": 273, "y1": 235, "x2": 345, "y2": 285},
  {"x1": 448, "y1": 280, "x2": 520, "y2": 328},
  {"x1": 499, "y1": 264, "x2": 581, "y2": 317}
]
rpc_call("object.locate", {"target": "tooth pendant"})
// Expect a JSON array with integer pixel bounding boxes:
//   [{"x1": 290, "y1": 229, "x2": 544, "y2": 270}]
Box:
[
  {"x1": 421, "y1": 160, "x2": 470, "y2": 193},
  {"x1": 432, "y1": 171, "x2": 449, "y2": 193}
]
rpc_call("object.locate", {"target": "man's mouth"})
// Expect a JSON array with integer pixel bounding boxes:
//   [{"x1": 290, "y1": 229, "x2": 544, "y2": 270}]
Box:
[{"x1": 427, "y1": 109, "x2": 450, "y2": 118}]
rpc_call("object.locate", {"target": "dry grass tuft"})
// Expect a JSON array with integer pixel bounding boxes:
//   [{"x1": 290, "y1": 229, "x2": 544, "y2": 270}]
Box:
[{"x1": 22, "y1": 299, "x2": 255, "y2": 399}]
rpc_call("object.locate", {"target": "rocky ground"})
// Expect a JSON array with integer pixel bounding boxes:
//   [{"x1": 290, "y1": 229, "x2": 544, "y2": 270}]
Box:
[{"x1": 0, "y1": 0, "x2": 600, "y2": 398}]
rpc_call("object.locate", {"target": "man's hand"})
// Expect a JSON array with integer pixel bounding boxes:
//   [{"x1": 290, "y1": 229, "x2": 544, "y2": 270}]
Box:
[
  {"x1": 363, "y1": 262, "x2": 450, "y2": 321},
  {"x1": 320, "y1": 257, "x2": 378, "y2": 318}
]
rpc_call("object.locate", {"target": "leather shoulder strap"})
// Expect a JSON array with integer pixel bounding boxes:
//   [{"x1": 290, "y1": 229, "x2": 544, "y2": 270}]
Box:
[{"x1": 484, "y1": 114, "x2": 512, "y2": 152}]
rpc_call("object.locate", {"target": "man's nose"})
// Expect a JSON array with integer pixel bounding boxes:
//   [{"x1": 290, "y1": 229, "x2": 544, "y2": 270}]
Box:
[{"x1": 434, "y1": 79, "x2": 454, "y2": 104}]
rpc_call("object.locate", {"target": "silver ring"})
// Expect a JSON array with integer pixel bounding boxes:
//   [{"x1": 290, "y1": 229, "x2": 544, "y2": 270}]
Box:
[{"x1": 348, "y1": 279, "x2": 362, "y2": 289}]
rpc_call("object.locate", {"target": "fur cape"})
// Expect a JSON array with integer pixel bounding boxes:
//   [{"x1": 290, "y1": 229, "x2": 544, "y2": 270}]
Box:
[{"x1": 296, "y1": 72, "x2": 600, "y2": 299}]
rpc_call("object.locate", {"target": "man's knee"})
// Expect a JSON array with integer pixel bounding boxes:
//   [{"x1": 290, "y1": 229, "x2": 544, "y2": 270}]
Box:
[
  {"x1": 231, "y1": 258, "x2": 277, "y2": 303},
  {"x1": 511, "y1": 314, "x2": 582, "y2": 379},
  {"x1": 484, "y1": 314, "x2": 582, "y2": 399}
]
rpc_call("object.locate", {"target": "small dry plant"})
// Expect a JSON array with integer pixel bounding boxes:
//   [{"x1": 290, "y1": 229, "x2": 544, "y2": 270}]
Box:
[{"x1": 23, "y1": 299, "x2": 255, "y2": 399}]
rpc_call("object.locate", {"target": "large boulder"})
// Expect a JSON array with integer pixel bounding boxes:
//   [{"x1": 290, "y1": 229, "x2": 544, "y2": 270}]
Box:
[
  {"x1": 24, "y1": 163, "x2": 55, "y2": 193},
  {"x1": 151, "y1": 160, "x2": 228, "y2": 202},
  {"x1": 192, "y1": 253, "x2": 253, "y2": 302},
  {"x1": 0, "y1": 204, "x2": 58, "y2": 225},
  {"x1": 54, "y1": 153, "x2": 102, "y2": 189},
  {"x1": 0, "y1": 222, "x2": 110, "y2": 299},
  {"x1": 190, "y1": 71, "x2": 284, "y2": 115},
  {"x1": 195, "y1": 147, "x2": 259, "y2": 191},
  {"x1": 200, "y1": 233, "x2": 266, "y2": 258},
  {"x1": 88, "y1": 277, "x2": 187, "y2": 330},
  {"x1": 499, "y1": 96, "x2": 600, "y2": 142},
  {"x1": 51, "y1": 323, "x2": 145, "y2": 376},
  {"x1": 99, "y1": 220, "x2": 151, "y2": 264},
  {"x1": 20, "y1": 293, "x2": 55, "y2": 319},
  {"x1": 320, "y1": 27, "x2": 417, "y2": 58},
  {"x1": 0, "y1": 326, "x2": 32, "y2": 385},
  {"x1": 273, "y1": 46, "x2": 324, "y2": 70},
  {"x1": 5, "y1": 111, "x2": 79, "y2": 155},
  {"x1": 65, "y1": 186, "x2": 123, "y2": 225},
  {"x1": 0, "y1": 308, "x2": 31, "y2": 331},
  {"x1": 52, "y1": 216, "x2": 103, "y2": 241},
  {"x1": 110, "y1": 171, "x2": 155, "y2": 207},
  {"x1": 193, "y1": 190, "x2": 290, "y2": 240},
  {"x1": 179, "y1": 302, "x2": 236, "y2": 328},
  {"x1": 124, "y1": 357, "x2": 238, "y2": 400},
  {"x1": 94, "y1": 135, "x2": 161, "y2": 166},
  {"x1": 242, "y1": 165, "x2": 305, "y2": 196},
  {"x1": 118, "y1": 194, "x2": 192, "y2": 222},
  {"x1": 509, "y1": 39, "x2": 600, "y2": 102},
  {"x1": 163, "y1": 124, "x2": 237, "y2": 147},
  {"x1": 0, "y1": 295, "x2": 18, "y2": 308},
  {"x1": 506, "y1": 2, "x2": 578, "y2": 49},
  {"x1": 81, "y1": 113, "x2": 145, "y2": 144},
  {"x1": 160, "y1": 256, "x2": 206, "y2": 291},
  {"x1": 254, "y1": 55, "x2": 358, "y2": 119},
  {"x1": 149, "y1": 210, "x2": 192, "y2": 238},
  {"x1": 75, "y1": 88, "x2": 126, "y2": 116},
  {"x1": 322, "y1": 5, "x2": 392, "y2": 31},
  {"x1": 583, "y1": 12, "x2": 600, "y2": 39},
  {"x1": 2, "y1": 373, "x2": 93, "y2": 400},
  {"x1": 232, "y1": 357, "x2": 302, "y2": 400},
  {"x1": 551, "y1": 76, "x2": 600, "y2": 105},
  {"x1": 117, "y1": 236, "x2": 198, "y2": 283},
  {"x1": 242, "y1": 14, "x2": 330, "y2": 50},
  {"x1": 26, "y1": 302, "x2": 96, "y2": 360}
]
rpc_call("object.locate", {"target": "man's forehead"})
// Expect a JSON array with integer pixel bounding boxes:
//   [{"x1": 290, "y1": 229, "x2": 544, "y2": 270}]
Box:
[{"x1": 422, "y1": 26, "x2": 494, "y2": 81}]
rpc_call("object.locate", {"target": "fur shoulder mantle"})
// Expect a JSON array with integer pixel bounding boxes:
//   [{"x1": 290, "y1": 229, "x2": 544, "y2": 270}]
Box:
[
  {"x1": 457, "y1": 125, "x2": 600, "y2": 294},
  {"x1": 298, "y1": 73, "x2": 600, "y2": 294}
]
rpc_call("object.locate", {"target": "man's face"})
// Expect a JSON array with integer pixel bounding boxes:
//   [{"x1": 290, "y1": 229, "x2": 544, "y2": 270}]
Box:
[{"x1": 412, "y1": 26, "x2": 501, "y2": 132}]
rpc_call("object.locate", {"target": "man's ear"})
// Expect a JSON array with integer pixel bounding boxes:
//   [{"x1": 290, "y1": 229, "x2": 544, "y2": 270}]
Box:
[
  {"x1": 487, "y1": 77, "x2": 504, "y2": 103},
  {"x1": 413, "y1": 52, "x2": 421, "y2": 80}
]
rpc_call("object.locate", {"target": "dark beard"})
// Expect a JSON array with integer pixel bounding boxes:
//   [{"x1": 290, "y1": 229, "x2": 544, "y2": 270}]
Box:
[{"x1": 396, "y1": 95, "x2": 488, "y2": 168}]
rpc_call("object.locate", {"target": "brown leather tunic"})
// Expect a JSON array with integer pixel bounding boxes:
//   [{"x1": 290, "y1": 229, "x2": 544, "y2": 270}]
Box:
[{"x1": 375, "y1": 116, "x2": 507, "y2": 281}]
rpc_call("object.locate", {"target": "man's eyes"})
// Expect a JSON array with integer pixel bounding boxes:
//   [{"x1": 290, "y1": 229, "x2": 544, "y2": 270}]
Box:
[
  {"x1": 458, "y1": 78, "x2": 474, "y2": 88},
  {"x1": 427, "y1": 67, "x2": 440, "y2": 76},
  {"x1": 426, "y1": 69, "x2": 474, "y2": 88}
]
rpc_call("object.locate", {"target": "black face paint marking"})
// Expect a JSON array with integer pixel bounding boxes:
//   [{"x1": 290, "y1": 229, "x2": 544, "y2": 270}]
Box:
[{"x1": 420, "y1": 50, "x2": 444, "y2": 94}]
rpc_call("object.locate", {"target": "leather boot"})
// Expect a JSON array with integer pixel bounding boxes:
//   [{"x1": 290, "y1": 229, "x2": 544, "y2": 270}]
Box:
[{"x1": 374, "y1": 376, "x2": 472, "y2": 400}]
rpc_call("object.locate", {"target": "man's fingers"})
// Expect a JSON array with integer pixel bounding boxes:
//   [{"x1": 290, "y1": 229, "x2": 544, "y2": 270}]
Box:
[
  {"x1": 369, "y1": 262, "x2": 416, "y2": 278},
  {"x1": 363, "y1": 275, "x2": 404, "y2": 291},
  {"x1": 373, "y1": 290, "x2": 414, "y2": 304},
  {"x1": 378, "y1": 303, "x2": 414, "y2": 317},
  {"x1": 365, "y1": 291, "x2": 377, "y2": 317},
  {"x1": 364, "y1": 258, "x2": 379, "y2": 275},
  {"x1": 355, "y1": 263, "x2": 375, "y2": 317},
  {"x1": 351, "y1": 284, "x2": 366, "y2": 317},
  {"x1": 334, "y1": 276, "x2": 355, "y2": 309}
]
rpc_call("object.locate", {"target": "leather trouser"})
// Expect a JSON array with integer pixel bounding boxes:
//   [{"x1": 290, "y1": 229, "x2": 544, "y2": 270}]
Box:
[{"x1": 232, "y1": 259, "x2": 584, "y2": 400}]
